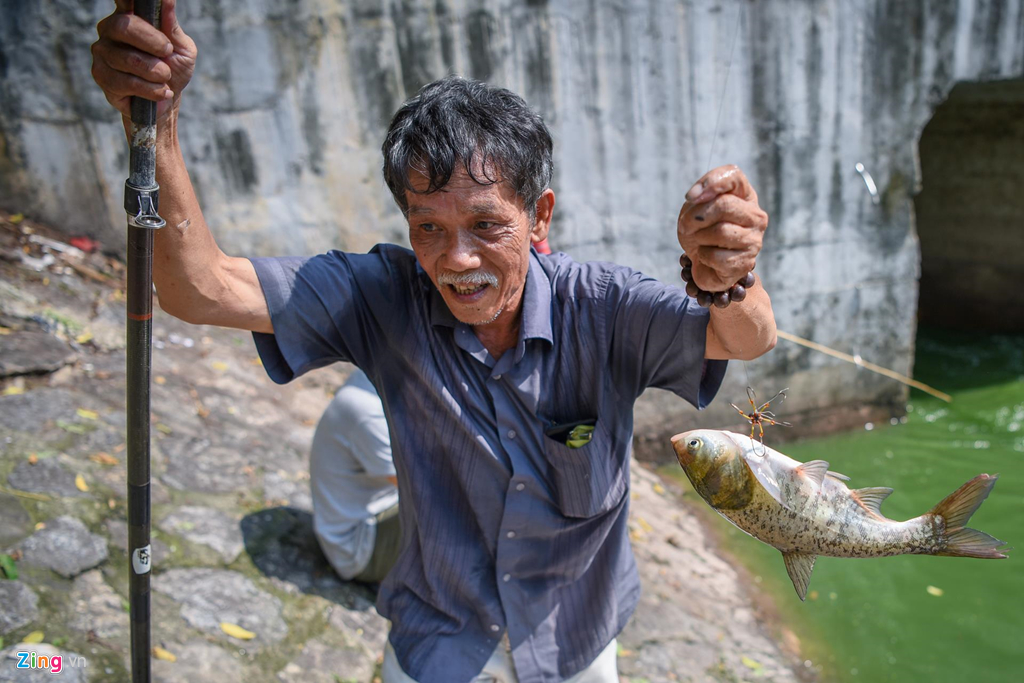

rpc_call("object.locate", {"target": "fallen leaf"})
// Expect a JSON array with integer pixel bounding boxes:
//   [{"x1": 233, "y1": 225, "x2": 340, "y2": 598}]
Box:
[
  {"x1": 75, "y1": 474, "x2": 89, "y2": 492},
  {"x1": 114, "y1": 443, "x2": 126, "y2": 453},
  {"x1": 152, "y1": 646, "x2": 177, "y2": 662},
  {"x1": 250, "y1": 357, "x2": 263, "y2": 366},
  {"x1": 652, "y1": 483, "x2": 666, "y2": 495},
  {"x1": 108, "y1": 498, "x2": 117, "y2": 509},
  {"x1": 75, "y1": 331, "x2": 94, "y2": 344},
  {"x1": 0, "y1": 326, "x2": 11, "y2": 335},
  {"x1": 89, "y1": 452, "x2": 119, "y2": 466},
  {"x1": 220, "y1": 622, "x2": 256, "y2": 640},
  {"x1": 9, "y1": 213, "x2": 23, "y2": 224},
  {"x1": 154, "y1": 376, "x2": 166, "y2": 385},
  {"x1": 926, "y1": 585, "x2": 944, "y2": 597},
  {"x1": 808, "y1": 590, "x2": 819, "y2": 601},
  {"x1": 741, "y1": 655, "x2": 763, "y2": 670},
  {"x1": 21, "y1": 631, "x2": 44, "y2": 644},
  {"x1": 34, "y1": 522, "x2": 46, "y2": 530},
  {"x1": 155, "y1": 423, "x2": 172, "y2": 435},
  {"x1": 636, "y1": 516, "x2": 654, "y2": 534},
  {"x1": 27, "y1": 454, "x2": 38, "y2": 465},
  {"x1": 56, "y1": 419, "x2": 89, "y2": 434},
  {"x1": 77, "y1": 408, "x2": 99, "y2": 420},
  {"x1": 50, "y1": 636, "x2": 66, "y2": 647},
  {"x1": 211, "y1": 361, "x2": 229, "y2": 372},
  {"x1": 2, "y1": 386, "x2": 24, "y2": 396}
]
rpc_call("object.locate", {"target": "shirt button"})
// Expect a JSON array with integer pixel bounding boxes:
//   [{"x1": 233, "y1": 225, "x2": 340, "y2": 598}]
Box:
[
  {"x1": 507, "y1": 429, "x2": 516, "y2": 439},
  {"x1": 515, "y1": 483, "x2": 525, "y2": 491},
  {"x1": 506, "y1": 530, "x2": 516, "y2": 539},
  {"x1": 502, "y1": 573, "x2": 511, "y2": 582},
  {"x1": 490, "y1": 624, "x2": 500, "y2": 633},
  {"x1": 494, "y1": 374, "x2": 502, "y2": 380}
]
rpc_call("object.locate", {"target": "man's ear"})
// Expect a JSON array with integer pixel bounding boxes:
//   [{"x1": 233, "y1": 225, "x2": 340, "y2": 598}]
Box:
[{"x1": 530, "y1": 189, "x2": 555, "y2": 244}]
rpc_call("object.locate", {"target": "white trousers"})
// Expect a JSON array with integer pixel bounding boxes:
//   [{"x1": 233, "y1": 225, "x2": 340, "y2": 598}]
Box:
[{"x1": 382, "y1": 635, "x2": 618, "y2": 683}]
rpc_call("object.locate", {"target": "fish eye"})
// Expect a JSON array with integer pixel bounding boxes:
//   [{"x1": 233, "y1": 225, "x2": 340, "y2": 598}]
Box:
[{"x1": 688, "y1": 438, "x2": 700, "y2": 449}]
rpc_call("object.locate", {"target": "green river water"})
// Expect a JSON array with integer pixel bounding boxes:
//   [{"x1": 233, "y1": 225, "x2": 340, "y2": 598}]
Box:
[{"x1": 661, "y1": 327, "x2": 1024, "y2": 683}]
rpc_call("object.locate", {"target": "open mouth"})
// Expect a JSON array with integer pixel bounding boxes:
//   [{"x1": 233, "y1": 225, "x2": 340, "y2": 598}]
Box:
[{"x1": 448, "y1": 283, "x2": 490, "y2": 301}]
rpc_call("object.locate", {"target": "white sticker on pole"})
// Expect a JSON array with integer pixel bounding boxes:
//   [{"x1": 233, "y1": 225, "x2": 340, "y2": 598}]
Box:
[{"x1": 132, "y1": 545, "x2": 152, "y2": 574}]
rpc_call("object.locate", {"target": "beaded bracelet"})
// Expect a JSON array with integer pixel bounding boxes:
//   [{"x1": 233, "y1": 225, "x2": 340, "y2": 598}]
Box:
[{"x1": 678, "y1": 253, "x2": 755, "y2": 309}]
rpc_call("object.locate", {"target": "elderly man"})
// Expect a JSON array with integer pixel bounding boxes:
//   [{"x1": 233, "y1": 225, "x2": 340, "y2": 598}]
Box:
[{"x1": 92, "y1": 2, "x2": 776, "y2": 682}]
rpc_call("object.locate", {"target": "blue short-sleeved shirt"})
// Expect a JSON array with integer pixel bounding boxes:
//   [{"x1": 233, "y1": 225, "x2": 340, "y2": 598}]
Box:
[{"x1": 249, "y1": 245, "x2": 726, "y2": 683}]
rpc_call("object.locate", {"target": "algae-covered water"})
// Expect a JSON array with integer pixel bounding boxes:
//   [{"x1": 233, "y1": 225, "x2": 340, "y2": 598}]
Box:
[{"x1": 662, "y1": 327, "x2": 1024, "y2": 683}]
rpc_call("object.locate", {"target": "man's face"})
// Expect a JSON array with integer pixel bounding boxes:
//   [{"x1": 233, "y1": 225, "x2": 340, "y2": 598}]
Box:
[{"x1": 406, "y1": 166, "x2": 550, "y2": 334}]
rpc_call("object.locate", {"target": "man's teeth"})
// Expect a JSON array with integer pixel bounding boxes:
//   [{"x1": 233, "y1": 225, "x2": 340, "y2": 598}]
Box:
[{"x1": 453, "y1": 284, "x2": 486, "y2": 295}]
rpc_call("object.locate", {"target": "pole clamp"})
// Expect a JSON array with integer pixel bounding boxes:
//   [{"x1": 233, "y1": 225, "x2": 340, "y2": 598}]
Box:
[{"x1": 124, "y1": 182, "x2": 166, "y2": 229}]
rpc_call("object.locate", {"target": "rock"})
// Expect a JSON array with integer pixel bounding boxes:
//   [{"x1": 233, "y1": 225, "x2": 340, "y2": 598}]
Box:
[
  {"x1": 0, "y1": 330, "x2": 75, "y2": 378},
  {"x1": 153, "y1": 569, "x2": 288, "y2": 647},
  {"x1": 0, "y1": 492, "x2": 33, "y2": 546},
  {"x1": 104, "y1": 519, "x2": 171, "y2": 565},
  {"x1": 0, "y1": 387, "x2": 79, "y2": 433},
  {"x1": 0, "y1": 581, "x2": 39, "y2": 635},
  {"x1": 0, "y1": 644, "x2": 88, "y2": 682},
  {"x1": 263, "y1": 470, "x2": 312, "y2": 510},
  {"x1": 328, "y1": 594, "x2": 388, "y2": 656},
  {"x1": 159, "y1": 506, "x2": 244, "y2": 563},
  {"x1": 152, "y1": 641, "x2": 249, "y2": 683},
  {"x1": 15, "y1": 516, "x2": 108, "y2": 578},
  {"x1": 68, "y1": 570, "x2": 129, "y2": 640},
  {"x1": 159, "y1": 437, "x2": 257, "y2": 494},
  {"x1": 276, "y1": 639, "x2": 374, "y2": 683},
  {"x1": 6, "y1": 458, "x2": 89, "y2": 498}
]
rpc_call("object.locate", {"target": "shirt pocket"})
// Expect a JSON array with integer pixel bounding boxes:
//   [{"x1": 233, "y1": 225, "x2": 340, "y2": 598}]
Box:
[{"x1": 544, "y1": 419, "x2": 628, "y2": 518}]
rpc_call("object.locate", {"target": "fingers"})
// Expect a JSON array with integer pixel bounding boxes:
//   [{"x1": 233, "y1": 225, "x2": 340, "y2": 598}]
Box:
[
  {"x1": 114, "y1": 0, "x2": 132, "y2": 12},
  {"x1": 91, "y1": 56, "x2": 173, "y2": 103},
  {"x1": 679, "y1": 193, "x2": 768, "y2": 237},
  {"x1": 92, "y1": 39, "x2": 172, "y2": 84},
  {"x1": 102, "y1": 12, "x2": 174, "y2": 58},
  {"x1": 162, "y1": 0, "x2": 189, "y2": 46},
  {"x1": 685, "y1": 165, "x2": 757, "y2": 204}
]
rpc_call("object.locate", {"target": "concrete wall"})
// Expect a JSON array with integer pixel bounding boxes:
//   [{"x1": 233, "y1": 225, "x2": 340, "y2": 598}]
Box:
[
  {"x1": 2, "y1": 0, "x2": 1023, "y2": 442},
  {"x1": 915, "y1": 79, "x2": 1024, "y2": 333}
]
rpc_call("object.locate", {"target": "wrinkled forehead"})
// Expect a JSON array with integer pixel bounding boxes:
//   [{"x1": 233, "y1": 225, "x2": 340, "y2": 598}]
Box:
[{"x1": 405, "y1": 165, "x2": 523, "y2": 216}]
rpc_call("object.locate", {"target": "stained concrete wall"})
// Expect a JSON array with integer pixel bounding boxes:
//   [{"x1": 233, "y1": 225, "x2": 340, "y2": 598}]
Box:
[
  {"x1": 915, "y1": 79, "x2": 1024, "y2": 333},
  {"x1": 1, "y1": 0, "x2": 1023, "y2": 441}
]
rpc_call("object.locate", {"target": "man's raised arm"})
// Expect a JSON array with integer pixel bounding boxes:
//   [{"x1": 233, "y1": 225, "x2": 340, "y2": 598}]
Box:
[{"x1": 91, "y1": 0, "x2": 272, "y2": 333}]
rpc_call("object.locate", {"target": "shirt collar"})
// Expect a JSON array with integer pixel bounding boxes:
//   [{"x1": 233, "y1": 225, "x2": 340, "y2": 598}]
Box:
[{"x1": 427, "y1": 249, "x2": 553, "y2": 345}]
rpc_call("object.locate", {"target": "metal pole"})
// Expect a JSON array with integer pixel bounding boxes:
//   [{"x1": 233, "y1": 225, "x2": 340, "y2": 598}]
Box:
[{"x1": 124, "y1": 2, "x2": 164, "y2": 681}]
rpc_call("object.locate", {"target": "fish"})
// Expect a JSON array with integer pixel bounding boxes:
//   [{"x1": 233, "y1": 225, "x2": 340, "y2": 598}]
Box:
[{"x1": 671, "y1": 429, "x2": 1008, "y2": 600}]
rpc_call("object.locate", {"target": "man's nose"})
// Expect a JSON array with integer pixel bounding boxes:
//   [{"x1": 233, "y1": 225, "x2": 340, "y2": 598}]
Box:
[{"x1": 445, "y1": 228, "x2": 481, "y2": 270}]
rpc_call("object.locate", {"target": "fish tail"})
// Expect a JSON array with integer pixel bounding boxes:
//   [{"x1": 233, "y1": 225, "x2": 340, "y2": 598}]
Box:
[{"x1": 929, "y1": 474, "x2": 1008, "y2": 559}]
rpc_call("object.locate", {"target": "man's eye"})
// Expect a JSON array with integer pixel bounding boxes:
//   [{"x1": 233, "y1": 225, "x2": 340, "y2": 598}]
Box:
[
  {"x1": 476, "y1": 221, "x2": 495, "y2": 230},
  {"x1": 419, "y1": 223, "x2": 437, "y2": 232}
]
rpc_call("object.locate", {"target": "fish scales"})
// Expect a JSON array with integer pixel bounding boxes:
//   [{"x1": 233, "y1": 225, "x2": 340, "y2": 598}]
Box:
[{"x1": 671, "y1": 429, "x2": 1008, "y2": 599}]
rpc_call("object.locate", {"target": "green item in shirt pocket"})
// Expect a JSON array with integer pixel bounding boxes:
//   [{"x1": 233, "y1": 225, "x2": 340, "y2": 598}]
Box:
[{"x1": 565, "y1": 424, "x2": 595, "y2": 448}]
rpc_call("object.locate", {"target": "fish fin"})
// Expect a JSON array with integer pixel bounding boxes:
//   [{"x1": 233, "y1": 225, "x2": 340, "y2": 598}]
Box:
[
  {"x1": 929, "y1": 474, "x2": 1008, "y2": 559},
  {"x1": 938, "y1": 528, "x2": 1009, "y2": 559},
  {"x1": 782, "y1": 551, "x2": 816, "y2": 601},
  {"x1": 826, "y1": 470, "x2": 850, "y2": 482},
  {"x1": 796, "y1": 460, "x2": 831, "y2": 489},
  {"x1": 851, "y1": 487, "x2": 893, "y2": 516}
]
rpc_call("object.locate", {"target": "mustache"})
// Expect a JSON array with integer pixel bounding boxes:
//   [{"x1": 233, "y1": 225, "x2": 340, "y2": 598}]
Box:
[{"x1": 437, "y1": 271, "x2": 499, "y2": 288}]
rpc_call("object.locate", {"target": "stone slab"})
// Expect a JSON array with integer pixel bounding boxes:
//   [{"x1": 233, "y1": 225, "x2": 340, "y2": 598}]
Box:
[
  {"x1": 159, "y1": 506, "x2": 244, "y2": 563},
  {"x1": 151, "y1": 641, "x2": 249, "y2": 683},
  {"x1": 277, "y1": 638, "x2": 374, "y2": 683},
  {"x1": 153, "y1": 568, "x2": 287, "y2": 647},
  {"x1": 0, "y1": 330, "x2": 75, "y2": 378},
  {"x1": 68, "y1": 569, "x2": 129, "y2": 640},
  {"x1": 15, "y1": 516, "x2": 108, "y2": 578},
  {"x1": 6, "y1": 458, "x2": 88, "y2": 499},
  {"x1": 0, "y1": 580, "x2": 39, "y2": 635},
  {"x1": 159, "y1": 438, "x2": 256, "y2": 494}
]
